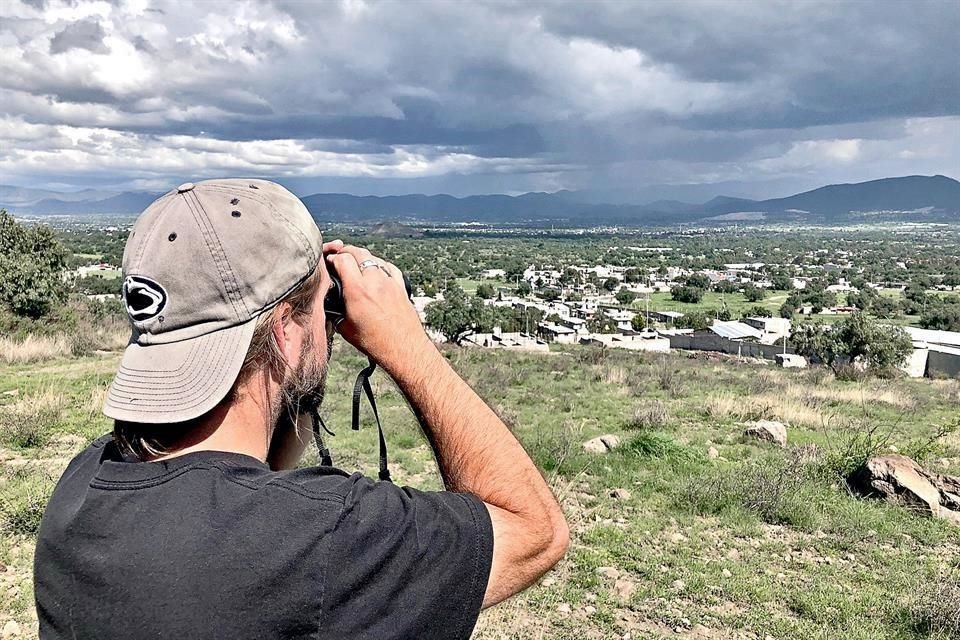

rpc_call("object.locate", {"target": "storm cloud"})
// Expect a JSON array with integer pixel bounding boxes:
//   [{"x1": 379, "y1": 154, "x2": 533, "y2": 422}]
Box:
[{"x1": 0, "y1": 0, "x2": 957, "y2": 197}]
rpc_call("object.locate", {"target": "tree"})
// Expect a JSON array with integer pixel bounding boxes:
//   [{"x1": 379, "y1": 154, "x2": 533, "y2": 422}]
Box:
[
  {"x1": 0, "y1": 211, "x2": 68, "y2": 318},
  {"x1": 743, "y1": 305, "x2": 772, "y2": 318},
  {"x1": 601, "y1": 277, "x2": 619, "y2": 292},
  {"x1": 425, "y1": 283, "x2": 474, "y2": 343},
  {"x1": 587, "y1": 314, "x2": 619, "y2": 334},
  {"x1": 675, "y1": 310, "x2": 710, "y2": 331},
  {"x1": 779, "y1": 302, "x2": 796, "y2": 319},
  {"x1": 713, "y1": 280, "x2": 738, "y2": 294},
  {"x1": 685, "y1": 273, "x2": 711, "y2": 289},
  {"x1": 630, "y1": 314, "x2": 648, "y2": 331},
  {"x1": 791, "y1": 313, "x2": 912, "y2": 373},
  {"x1": 615, "y1": 289, "x2": 637, "y2": 305},
  {"x1": 743, "y1": 285, "x2": 765, "y2": 302},
  {"x1": 624, "y1": 268, "x2": 643, "y2": 283},
  {"x1": 475, "y1": 283, "x2": 495, "y2": 299},
  {"x1": 516, "y1": 280, "x2": 532, "y2": 297},
  {"x1": 541, "y1": 287, "x2": 561, "y2": 302},
  {"x1": 671, "y1": 285, "x2": 704, "y2": 303},
  {"x1": 869, "y1": 295, "x2": 900, "y2": 319},
  {"x1": 921, "y1": 304, "x2": 960, "y2": 332},
  {"x1": 771, "y1": 274, "x2": 793, "y2": 291}
]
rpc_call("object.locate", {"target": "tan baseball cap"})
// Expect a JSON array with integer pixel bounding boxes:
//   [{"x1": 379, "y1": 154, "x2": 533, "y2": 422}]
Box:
[{"x1": 103, "y1": 178, "x2": 323, "y2": 424}]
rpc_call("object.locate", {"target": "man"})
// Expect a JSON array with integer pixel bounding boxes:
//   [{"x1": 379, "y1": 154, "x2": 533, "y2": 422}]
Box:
[{"x1": 34, "y1": 179, "x2": 568, "y2": 639}]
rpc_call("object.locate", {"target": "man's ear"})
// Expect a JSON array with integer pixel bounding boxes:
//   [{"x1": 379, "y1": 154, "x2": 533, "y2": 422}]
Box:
[{"x1": 271, "y1": 302, "x2": 298, "y2": 364}]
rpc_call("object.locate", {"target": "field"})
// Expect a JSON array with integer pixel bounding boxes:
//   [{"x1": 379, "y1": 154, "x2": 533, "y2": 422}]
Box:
[
  {"x1": 638, "y1": 291, "x2": 791, "y2": 316},
  {"x1": 2, "y1": 337, "x2": 960, "y2": 639}
]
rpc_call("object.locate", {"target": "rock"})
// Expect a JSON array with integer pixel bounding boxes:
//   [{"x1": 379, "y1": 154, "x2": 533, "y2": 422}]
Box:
[
  {"x1": 1, "y1": 620, "x2": 21, "y2": 638},
  {"x1": 584, "y1": 605, "x2": 597, "y2": 615},
  {"x1": 853, "y1": 454, "x2": 943, "y2": 517},
  {"x1": 541, "y1": 576, "x2": 557, "y2": 587},
  {"x1": 671, "y1": 579, "x2": 686, "y2": 591},
  {"x1": 610, "y1": 488, "x2": 632, "y2": 500},
  {"x1": 597, "y1": 566, "x2": 621, "y2": 579},
  {"x1": 669, "y1": 532, "x2": 688, "y2": 544},
  {"x1": 721, "y1": 568, "x2": 733, "y2": 578},
  {"x1": 556, "y1": 603, "x2": 571, "y2": 614},
  {"x1": 707, "y1": 446, "x2": 720, "y2": 459},
  {"x1": 614, "y1": 576, "x2": 637, "y2": 601},
  {"x1": 743, "y1": 420, "x2": 787, "y2": 447},
  {"x1": 583, "y1": 434, "x2": 622, "y2": 454}
]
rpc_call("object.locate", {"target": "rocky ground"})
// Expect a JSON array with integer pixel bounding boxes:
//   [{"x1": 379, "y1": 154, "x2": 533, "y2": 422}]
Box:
[{"x1": 3, "y1": 345, "x2": 960, "y2": 639}]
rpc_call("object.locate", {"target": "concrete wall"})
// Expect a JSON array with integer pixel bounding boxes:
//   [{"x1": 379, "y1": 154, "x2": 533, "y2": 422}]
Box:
[
  {"x1": 668, "y1": 334, "x2": 791, "y2": 361},
  {"x1": 928, "y1": 348, "x2": 960, "y2": 379}
]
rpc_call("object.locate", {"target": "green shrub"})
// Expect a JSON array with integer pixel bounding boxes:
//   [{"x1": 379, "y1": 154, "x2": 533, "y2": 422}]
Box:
[
  {"x1": 908, "y1": 564, "x2": 960, "y2": 639},
  {"x1": 626, "y1": 401, "x2": 670, "y2": 430},
  {"x1": 677, "y1": 451, "x2": 822, "y2": 529},
  {"x1": 0, "y1": 407, "x2": 59, "y2": 449},
  {"x1": 0, "y1": 469, "x2": 55, "y2": 536},
  {"x1": 621, "y1": 431, "x2": 701, "y2": 465}
]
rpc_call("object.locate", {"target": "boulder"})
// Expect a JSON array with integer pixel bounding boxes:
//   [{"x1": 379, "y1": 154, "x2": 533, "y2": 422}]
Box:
[
  {"x1": 852, "y1": 454, "x2": 959, "y2": 521},
  {"x1": 743, "y1": 420, "x2": 788, "y2": 447},
  {"x1": 583, "y1": 434, "x2": 621, "y2": 454}
]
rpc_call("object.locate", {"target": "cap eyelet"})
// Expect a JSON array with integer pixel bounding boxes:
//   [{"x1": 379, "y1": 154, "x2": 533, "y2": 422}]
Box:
[
  {"x1": 168, "y1": 233, "x2": 177, "y2": 242},
  {"x1": 230, "y1": 198, "x2": 240, "y2": 205},
  {"x1": 248, "y1": 184, "x2": 259, "y2": 189},
  {"x1": 231, "y1": 210, "x2": 241, "y2": 218}
]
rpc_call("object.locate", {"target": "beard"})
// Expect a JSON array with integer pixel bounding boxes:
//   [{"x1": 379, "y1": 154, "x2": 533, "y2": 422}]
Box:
[{"x1": 280, "y1": 329, "x2": 334, "y2": 422}]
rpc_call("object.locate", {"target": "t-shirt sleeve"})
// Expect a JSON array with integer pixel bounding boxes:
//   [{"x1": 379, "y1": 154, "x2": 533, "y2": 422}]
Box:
[{"x1": 320, "y1": 476, "x2": 494, "y2": 640}]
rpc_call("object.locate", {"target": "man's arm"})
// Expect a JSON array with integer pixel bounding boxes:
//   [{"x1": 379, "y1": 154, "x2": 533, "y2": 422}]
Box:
[{"x1": 327, "y1": 245, "x2": 569, "y2": 608}]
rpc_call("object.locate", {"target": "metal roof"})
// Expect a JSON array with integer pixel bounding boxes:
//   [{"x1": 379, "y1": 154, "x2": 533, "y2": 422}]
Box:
[
  {"x1": 709, "y1": 321, "x2": 764, "y2": 341},
  {"x1": 901, "y1": 326, "x2": 960, "y2": 347}
]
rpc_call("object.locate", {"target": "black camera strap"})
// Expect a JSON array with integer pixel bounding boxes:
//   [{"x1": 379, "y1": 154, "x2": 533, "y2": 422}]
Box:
[
  {"x1": 309, "y1": 357, "x2": 392, "y2": 483},
  {"x1": 352, "y1": 358, "x2": 392, "y2": 482}
]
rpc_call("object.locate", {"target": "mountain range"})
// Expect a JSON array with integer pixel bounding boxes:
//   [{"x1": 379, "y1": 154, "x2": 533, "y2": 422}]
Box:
[{"x1": 3, "y1": 175, "x2": 959, "y2": 226}]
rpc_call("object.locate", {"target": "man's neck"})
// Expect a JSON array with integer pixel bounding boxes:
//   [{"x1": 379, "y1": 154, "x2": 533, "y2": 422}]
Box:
[{"x1": 153, "y1": 377, "x2": 276, "y2": 463}]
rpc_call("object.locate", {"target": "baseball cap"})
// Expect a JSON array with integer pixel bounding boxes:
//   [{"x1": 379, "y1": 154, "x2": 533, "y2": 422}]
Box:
[{"x1": 103, "y1": 179, "x2": 323, "y2": 424}]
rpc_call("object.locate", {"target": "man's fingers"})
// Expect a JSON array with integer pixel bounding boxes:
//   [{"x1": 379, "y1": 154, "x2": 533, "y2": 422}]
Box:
[
  {"x1": 322, "y1": 239, "x2": 344, "y2": 254},
  {"x1": 326, "y1": 252, "x2": 363, "y2": 285},
  {"x1": 336, "y1": 245, "x2": 376, "y2": 265}
]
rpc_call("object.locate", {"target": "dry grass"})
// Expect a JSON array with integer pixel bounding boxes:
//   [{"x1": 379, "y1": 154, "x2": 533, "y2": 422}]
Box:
[
  {"x1": 0, "y1": 335, "x2": 71, "y2": 364},
  {"x1": 627, "y1": 400, "x2": 670, "y2": 430},
  {"x1": 596, "y1": 365, "x2": 628, "y2": 386},
  {"x1": 85, "y1": 383, "x2": 110, "y2": 418},
  {"x1": 780, "y1": 382, "x2": 915, "y2": 410},
  {"x1": 704, "y1": 391, "x2": 828, "y2": 430}
]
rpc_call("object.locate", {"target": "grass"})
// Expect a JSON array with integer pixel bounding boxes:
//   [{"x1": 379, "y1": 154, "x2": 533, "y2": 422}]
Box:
[
  {"x1": 2, "y1": 338, "x2": 960, "y2": 638},
  {"x1": 639, "y1": 290, "x2": 790, "y2": 316}
]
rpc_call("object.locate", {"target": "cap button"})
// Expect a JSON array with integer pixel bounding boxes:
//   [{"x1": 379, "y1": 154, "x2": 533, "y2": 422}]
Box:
[{"x1": 177, "y1": 182, "x2": 195, "y2": 193}]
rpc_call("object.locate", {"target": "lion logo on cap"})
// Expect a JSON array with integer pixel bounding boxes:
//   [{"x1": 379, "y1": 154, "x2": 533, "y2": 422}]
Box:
[{"x1": 122, "y1": 275, "x2": 168, "y2": 322}]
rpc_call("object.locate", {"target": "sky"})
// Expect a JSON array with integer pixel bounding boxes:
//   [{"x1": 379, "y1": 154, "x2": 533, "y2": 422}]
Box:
[{"x1": 1, "y1": 0, "x2": 959, "y2": 201}]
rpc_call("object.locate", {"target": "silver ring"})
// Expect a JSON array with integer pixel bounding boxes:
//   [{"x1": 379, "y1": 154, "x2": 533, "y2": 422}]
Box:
[{"x1": 358, "y1": 259, "x2": 381, "y2": 272}]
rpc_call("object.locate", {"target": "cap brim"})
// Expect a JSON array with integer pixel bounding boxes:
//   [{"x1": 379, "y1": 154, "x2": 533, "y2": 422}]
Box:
[{"x1": 103, "y1": 318, "x2": 257, "y2": 424}]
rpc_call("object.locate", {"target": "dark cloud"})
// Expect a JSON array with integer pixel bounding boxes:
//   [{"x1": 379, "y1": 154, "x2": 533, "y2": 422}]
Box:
[
  {"x1": 2, "y1": 0, "x2": 958, "y2": 195},
  {"x1": 48, "y1": 19, "x2": 108, "y2": 55}
]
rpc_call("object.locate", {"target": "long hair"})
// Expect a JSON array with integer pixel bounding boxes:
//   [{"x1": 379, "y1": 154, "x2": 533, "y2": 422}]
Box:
[{"x1": 113, "y1": 266, "x2": 325, "y2": 459}]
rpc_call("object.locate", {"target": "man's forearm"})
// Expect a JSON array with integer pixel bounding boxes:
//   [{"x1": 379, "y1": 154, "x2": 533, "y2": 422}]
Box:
[{"x1": 385, "y1": 343, "x2": 562, "y2": 524}]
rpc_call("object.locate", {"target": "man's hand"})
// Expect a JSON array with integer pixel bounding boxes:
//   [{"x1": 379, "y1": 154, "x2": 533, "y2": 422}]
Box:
[{"x1": 325, "y1": 244, "x2": 434, "y2": 376}]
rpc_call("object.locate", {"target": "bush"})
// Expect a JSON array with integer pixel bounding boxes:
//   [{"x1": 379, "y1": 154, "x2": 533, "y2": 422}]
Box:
[
  {"x1": 0, "y1": 468, "x2": 56, "y2": 536},
  {"x1": 0, "y1": 211, "x2": 68, "y2": 318},
  {"x1": 627, "y1": 401, "x2": 670, "y2": 430},
  {"x1": 909, "y1": 564, "x2": 960, "y2": 638},
  {"x1": 621, "y1": 431, "x2": 700, "y2": 464},
  {"x1": 656, "y1": 356, "x2": 683, "y2": 396},
  {"x1": 677, "y1": 451, "x2": 822, "y2": 528},
  {"x1": 0, "y1": 407, "x2": 60, "y2": 448},
  {"x1": 671, "y1": 285, "x2": 704, "y2": 304}
]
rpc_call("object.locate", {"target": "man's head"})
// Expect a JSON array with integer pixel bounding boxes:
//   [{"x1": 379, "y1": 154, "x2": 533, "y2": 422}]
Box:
[{"x1": 104, "y1": 179, "x2": 333, "y2": 458}]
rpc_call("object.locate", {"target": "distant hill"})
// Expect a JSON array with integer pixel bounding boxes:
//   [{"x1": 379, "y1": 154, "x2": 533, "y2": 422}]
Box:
[
  {"x1": 707, "y1": 175, "x2": 960, "y2": 221},
  {"x1": 3, "y1": 174, "x2": 958, "y2": 226}
]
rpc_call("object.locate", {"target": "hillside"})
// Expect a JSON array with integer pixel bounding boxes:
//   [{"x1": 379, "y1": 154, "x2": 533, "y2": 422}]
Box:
[{"x1": 3, "y1": 175, "x2": 958, "y2": 225}]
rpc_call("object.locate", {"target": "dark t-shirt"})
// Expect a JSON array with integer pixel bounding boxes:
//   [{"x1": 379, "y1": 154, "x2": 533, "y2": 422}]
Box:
[{"x1": 34, "y1": 435, "x2": 494, "y2": 639}]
